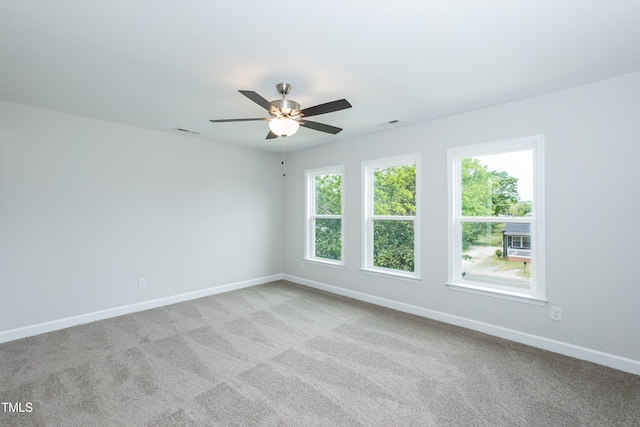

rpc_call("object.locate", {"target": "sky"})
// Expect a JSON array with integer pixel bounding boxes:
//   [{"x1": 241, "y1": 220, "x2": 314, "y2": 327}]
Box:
[{"x1": 475, "y1": 150, "x2": 533, "y2": 202}]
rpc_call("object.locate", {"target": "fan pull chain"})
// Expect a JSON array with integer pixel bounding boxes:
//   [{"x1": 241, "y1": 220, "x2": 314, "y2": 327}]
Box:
[{"x1": 281, "y1": 138, "x2": 286, "y2": 177}]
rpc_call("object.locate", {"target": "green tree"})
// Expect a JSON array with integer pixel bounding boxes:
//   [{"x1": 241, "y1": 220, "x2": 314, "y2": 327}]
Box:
[
  {"x1": 315, "y1": 174, "x2": 341, "y2": 215},
  {"x1": 374, "y1": 165, "x2": 416, "y2": 216},
  {"x1": 461, "y1": 158, "x2": 492, "y2": 216},
  {"x1": 509, "y1": 200, "x2": 532, "y2": 217},
  {"x1": 461, "y1": 158, "x2": 490, "y2": 249},
  {"x1": 315, "y1": 218, "x2": 341, "y2": 260},
  {"x1": 489, "y1": 170, "x2": 519, "y2": 216},
  {"x1": 374, "y1": 220, "x2": 414, "y2": 272}
]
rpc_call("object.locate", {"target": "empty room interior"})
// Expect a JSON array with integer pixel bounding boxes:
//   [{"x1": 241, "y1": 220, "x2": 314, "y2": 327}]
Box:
[{"x1": 1, "y1": 1, "x2": 639, "y2": 425}]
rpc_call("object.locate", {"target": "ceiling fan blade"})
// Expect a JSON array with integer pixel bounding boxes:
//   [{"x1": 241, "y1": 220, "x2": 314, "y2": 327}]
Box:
[
  {"x1": 239, "y1": 90, "x2": 272, "y2": 110},
  {"x1": 266, "y1": 131, "x2": 279, "y2": 139},
  {"x1": 300, "y1": 120, "x2": 343, "y2": 134},
  {"x1": 209, "y1": 118, "x2": 268, "y2": 123},
  {"x1": 300, "y1": 99, "x2": 352, "y2": 117}
]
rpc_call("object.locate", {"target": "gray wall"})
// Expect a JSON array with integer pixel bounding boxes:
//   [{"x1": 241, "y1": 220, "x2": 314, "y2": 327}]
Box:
[
  {"x1": 283, "y1": 72, "x2": 640, "y2": 364},
  {"x1": 2, "y1": 72, "x2": 638, "y2": 371},
  {"x1": 0, "y1": 101, "x2": 283, "y2": 333}
]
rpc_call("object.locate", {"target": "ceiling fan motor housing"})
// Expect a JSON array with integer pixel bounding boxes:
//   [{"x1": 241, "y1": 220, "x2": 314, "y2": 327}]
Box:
[{"x1": 269, "y1": 99, "x2": 301, "y2": 118}]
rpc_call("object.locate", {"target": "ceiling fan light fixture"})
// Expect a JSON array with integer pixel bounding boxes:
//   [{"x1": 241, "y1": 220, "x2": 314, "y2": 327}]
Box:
[{"x1": 269, "y1": 117, "x2": 300, "y2": 137}]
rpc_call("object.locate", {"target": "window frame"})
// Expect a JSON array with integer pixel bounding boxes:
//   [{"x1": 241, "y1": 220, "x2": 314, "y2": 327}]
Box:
[
  {"x1": 304, "y1": 165, "x2": 345, "y2": 267},
  {"x1": 361, "y1": 154, "x2": 421, "y2": 281},
  {"x1": 447, "y1": 135, "x2": 546, "y2": 304}
]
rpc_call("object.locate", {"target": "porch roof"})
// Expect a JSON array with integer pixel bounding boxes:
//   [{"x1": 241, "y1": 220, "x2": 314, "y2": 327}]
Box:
[{"x1": 502, "y1": 222, "x2": 531, "y2": 236}]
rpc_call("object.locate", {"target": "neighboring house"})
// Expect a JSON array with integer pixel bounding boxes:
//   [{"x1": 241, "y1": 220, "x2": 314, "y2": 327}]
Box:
[{"x1": 502, "y1": 223, "x2": 531, "y2": 263}]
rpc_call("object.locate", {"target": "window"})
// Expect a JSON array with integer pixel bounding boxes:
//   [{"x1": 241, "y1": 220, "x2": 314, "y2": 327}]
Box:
[
  {"x1": 510, "y1": 236, "x2": 531, "y2": 249},
  {"x1": 305, "y1": 166, "x2": 344, "y2": 265},
  {"x1": 447, "y1": 136, "x2": 545, "y2": 304},
  {"x1": 362, "y1": 154, "x2": 420, "y2": 280}
]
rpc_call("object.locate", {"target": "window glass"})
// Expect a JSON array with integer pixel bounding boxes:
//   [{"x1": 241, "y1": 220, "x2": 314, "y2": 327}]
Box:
[
  {"x1": 314, "y1": 218, "x2": 342, "y2": 261},
  {"x1": 461, "y1": 151, "x2": 533, "y2": 218},
  {"x1": 373, "y1": 219, "x2": 415, "y2": 272},
  {"x1": 461, "y1": 221, "x2": 531, "y2": 292},
  {"x1": 373, "y1": 165, "x2": 416, "y2": 216},
  {"x1": 315, "y1": 174, "x2": 341, "y2": 215}
]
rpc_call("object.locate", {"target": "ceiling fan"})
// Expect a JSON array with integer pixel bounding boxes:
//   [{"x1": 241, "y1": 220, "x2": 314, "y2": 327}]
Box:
[{"x1": 209, "y1": 83, "x2": 352, "y2": 139}]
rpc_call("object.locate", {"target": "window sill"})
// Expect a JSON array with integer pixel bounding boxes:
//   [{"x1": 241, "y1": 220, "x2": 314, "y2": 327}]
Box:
[
  {"x1": 360, "y1": 268, "x2": 421, "y2": 283},
  {"x1": 446, "y1": 282, "x2": 547, "y2": 306},
  {"x1": 303, "y1": 258, "x2": 345, "y2": 269}
]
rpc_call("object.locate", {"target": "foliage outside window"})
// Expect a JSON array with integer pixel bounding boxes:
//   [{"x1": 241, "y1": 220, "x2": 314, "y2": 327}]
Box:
[
  {"x1": 305, "y1": 166, "x2": 344, "y2": 265},
  {"x1": 447, "y1": 136, "x2": 545, "y2": 303},
  {"x1": 362, "y1": 155, "x2": 420, "y2": 279}
]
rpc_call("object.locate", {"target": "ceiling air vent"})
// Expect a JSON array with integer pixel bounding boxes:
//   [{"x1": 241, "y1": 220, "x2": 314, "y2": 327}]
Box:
[
  {"x1": 378, "y1": 120, "x2": 400, "y2": 127},
  {"x1": 175, "y1": 127, "x2": 202, "y2": 135}
]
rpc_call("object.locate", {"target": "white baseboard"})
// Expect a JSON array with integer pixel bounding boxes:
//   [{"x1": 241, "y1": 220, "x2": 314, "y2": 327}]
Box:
[
  {"x1": 0, "y1": 274, "x2": 284, "y2": 344},
  {"x1": 284, "y1": 274, "x2": 640, "y2": 376}
]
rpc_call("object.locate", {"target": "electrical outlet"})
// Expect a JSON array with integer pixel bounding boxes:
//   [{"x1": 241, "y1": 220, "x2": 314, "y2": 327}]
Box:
[
  {"x1": 551, "y1": 306, "x2": 562, "y2": 322},
  {"x1": 300, "y1": 260, "x2": 305, "y2": 269},
  {"x1": 138, "y1": 278, "x2": 147, "y2": 289}
]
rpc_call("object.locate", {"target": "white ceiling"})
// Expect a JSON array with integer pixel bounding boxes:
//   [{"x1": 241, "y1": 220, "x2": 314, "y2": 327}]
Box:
[{"x1": 2, "y1": 1, "x2": 640, "y2": 152}]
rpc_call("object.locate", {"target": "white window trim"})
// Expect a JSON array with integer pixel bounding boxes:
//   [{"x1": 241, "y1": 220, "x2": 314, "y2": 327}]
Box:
[
  {"x1": 361, "y1": 154, "x2": 421, "y2": 280},
  {"x1": 304, "y1": 165, "x2": 345, "y2": 266},
  {"x1": 446, "y1": 135, "x2": 546, "y2": 304}
]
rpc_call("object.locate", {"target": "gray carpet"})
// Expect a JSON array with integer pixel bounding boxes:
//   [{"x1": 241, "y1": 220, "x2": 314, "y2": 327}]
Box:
[{"x1": 1, "y1": 280, "x2": 639, "y2": 426}]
